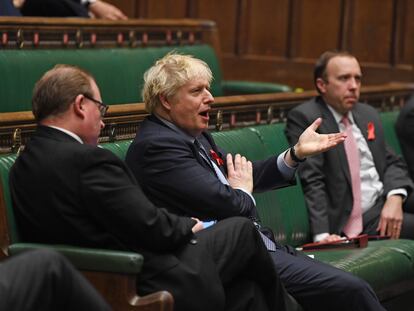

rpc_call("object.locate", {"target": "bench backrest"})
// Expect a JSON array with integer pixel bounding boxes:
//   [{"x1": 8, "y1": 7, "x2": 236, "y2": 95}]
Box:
[
  {"x1": 380, "y1": 111, "x2": 402, "y2": 155},
  {"x1": 212, "y1": 124, "x2": 310, "y2": 246},
  {"x1": 0, "y1": 44, "x2": 222, "y2": 113}
]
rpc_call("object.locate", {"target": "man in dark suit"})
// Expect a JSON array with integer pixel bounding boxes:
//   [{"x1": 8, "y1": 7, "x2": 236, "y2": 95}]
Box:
[
  {"x1": 285, "y1": 50, "x2": 414, "y2": 244},
  {"x1": 0, "y1": 249, "x2": 110, "y2": 311},
  {"x1": 396, "y1": 95, "x2": 414, "y2": 181},
  {"x1": 10, "y1": 64, "x2": 295, "y2": 311},
  {"x1": 20, "y1": 0, "x2": 127, "y2": 20},
  {"x1": 125, "y1": 53, "x2": 385, "y2": 311}
]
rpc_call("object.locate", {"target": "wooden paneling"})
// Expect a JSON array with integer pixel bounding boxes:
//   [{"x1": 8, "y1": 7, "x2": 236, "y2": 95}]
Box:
[
  {"x1": 346, "y1": 0, "x2": 394, "y2": 63},
  {"x1": 396, "y1": 0, "x2": 414, "y2": 68},
  {"x1": 194, "y1": 0, "x2": 239, "y2": 55},
  {"x1": 242, "y1": 0, "x2": 289, "y2": 57},
  {"x1": 96, "y1": 0, "x2": 414, "y2": 88},
  {"x1": 290, "y1": 0, "x2": 342, "y2": 60}
]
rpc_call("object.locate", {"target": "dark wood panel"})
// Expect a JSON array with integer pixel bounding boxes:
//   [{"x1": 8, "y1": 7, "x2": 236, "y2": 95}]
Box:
[
  {"x1": 147, "y1": 0, "x2": 188, "y2": 18},
  {"x1": 346, "y1": 0, "x2": 394, "y2": 63},
  {"x1": 290, "y1": 0, "x2": 342, "y2": 59},
  {"x1": 195, "y1": 0, "x2": 239, "y2": 55},
  {"x1": 242, "y1": 0, "x2": 289, "y2": 57},
  {"x1": 396, "y1": 0, "x2": 414, "y2": 68}
]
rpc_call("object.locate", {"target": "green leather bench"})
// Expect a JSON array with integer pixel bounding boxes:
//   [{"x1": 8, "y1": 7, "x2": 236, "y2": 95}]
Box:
[{"x1": 0, "y1": 45, "x2": 291, "y2": 113}]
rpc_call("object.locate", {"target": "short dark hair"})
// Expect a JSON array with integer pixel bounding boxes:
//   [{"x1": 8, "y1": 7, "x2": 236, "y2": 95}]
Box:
[
  {"x1": 32, "y1": 64, "x2": 96, "y2": 122},
  {"x1": 314, "y1": 50, "x2": 356, "y2": 93}
]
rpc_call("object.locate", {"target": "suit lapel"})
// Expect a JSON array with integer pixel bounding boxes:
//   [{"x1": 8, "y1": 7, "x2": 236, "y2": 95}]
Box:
[{"x1": 318, "y1": 99, "x2": 352, "y2": 186}]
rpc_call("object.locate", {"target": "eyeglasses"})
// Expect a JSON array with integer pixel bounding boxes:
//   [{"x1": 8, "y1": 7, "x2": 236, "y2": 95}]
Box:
[{"x1": 83, "y1": 94, "x2": 108, "y2": 117}]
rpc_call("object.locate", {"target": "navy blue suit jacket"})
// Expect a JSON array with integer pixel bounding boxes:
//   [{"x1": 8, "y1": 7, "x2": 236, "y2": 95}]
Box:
[{"x1": 126, "y1": 115, "x2": 294, "y2": 222}]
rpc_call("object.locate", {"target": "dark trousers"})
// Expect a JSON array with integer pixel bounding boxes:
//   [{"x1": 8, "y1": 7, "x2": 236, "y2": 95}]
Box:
[
  {"x1": 0, "y1": 249, "x2": 110, "y2": 311},
  {"x1": 271, "y1": 246, "x2": 386, "y2": 311},
  {"x1": 138, "y1": 217, "x2": 299, "y2": 311}
]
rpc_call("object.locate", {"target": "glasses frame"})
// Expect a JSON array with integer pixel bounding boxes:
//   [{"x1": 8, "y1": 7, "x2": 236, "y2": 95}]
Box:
[{"x1": 83, "y1": 94, "x2": 108, "y2": 117}]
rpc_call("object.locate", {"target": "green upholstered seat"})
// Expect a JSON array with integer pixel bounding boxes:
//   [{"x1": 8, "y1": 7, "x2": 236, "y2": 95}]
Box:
[
  {"x1": 0, "y1": 45, "x2": 291, "y2": 113},
  {"x1": 380, "y1": 110, "x2": 402, "y2": 155},
  {"x1": 212, "y1": 125, "x2": 310, "y2": 246}
]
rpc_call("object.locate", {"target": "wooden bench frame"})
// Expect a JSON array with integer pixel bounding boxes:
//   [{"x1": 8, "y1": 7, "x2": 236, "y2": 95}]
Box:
[{"x1": 1, "y1": 82, "x2": 413, "y2": 154}]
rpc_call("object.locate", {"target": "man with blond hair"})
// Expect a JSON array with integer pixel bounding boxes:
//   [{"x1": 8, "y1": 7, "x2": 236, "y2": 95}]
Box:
[{"x1": 126, "y1": 53, "x2": 385, "y2": 311}]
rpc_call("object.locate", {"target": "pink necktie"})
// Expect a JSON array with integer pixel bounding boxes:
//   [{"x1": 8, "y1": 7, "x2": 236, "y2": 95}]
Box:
[{"x1": 341, "y1": 115, "x2": 363, "y2": 238}]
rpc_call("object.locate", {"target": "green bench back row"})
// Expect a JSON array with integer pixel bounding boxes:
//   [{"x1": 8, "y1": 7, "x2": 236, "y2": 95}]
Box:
[
  {"x1": 0, "y1": 45, "x2": 222, "y2": 113},
  {"x1": 0, "y1": 44, "x2": 291, "y2": 113}
]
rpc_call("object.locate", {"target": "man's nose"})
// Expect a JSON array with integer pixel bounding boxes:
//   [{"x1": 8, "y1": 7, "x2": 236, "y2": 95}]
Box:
[
  {"x1": 204, "y1": 89, "x2": 214, "y2": 103},
  {"x1": 100, "y1": 120, "x2": 105, "y2": 130}
]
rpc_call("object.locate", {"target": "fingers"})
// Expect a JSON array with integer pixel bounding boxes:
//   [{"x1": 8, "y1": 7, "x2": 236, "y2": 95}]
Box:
[
  {"x1": 226, "y1": 153, "x2": 234, "y2": 175},
  {"x1": 377, "y1": 217, "x2": 402, "y2": 238},
  {"x1": 308, "y1": 117, "x2": 322, "y2": 131}
]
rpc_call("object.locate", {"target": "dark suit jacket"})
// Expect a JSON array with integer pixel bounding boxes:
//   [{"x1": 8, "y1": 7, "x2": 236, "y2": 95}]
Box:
[
  {"x1": 21, "y1": 0, "x2": 89, "y2": 17},
  {"x1": 285, "y1": 96, "x2": 413, "y2": 235},
  {"x1": 125, "y1": 115, "x2": 294, "y2": 222},
  {"x1": 9, "y1": 126, "x2": 196, "y2": 281},
  {"x1": 396, "y1": 95, "x2": 414, "y2": 181}
]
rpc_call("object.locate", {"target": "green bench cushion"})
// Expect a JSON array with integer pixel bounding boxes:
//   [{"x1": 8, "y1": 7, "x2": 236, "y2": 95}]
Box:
[
  {"x1": 0, "y1": 45, "x2": 223, "y2": 112},
  {"x1": 380, "y1": 110, "x2": 402, "y2": 155}
]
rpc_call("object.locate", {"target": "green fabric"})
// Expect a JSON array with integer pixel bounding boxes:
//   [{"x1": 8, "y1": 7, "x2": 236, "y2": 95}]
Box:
[
  {"x1": 9, "y1": 243, "x2": 143, "y2": 273},
  {"x1": 313, "y1": 239, "x2": 414, "y2": 293},
  {"x1": 0, "y1": 154, "x2": 19, "y2": 243},
  {"x1": 380, "y1": 110, "x2": 402, "y2": 155},
  {"x1": 222, "y1": 80, "x2": 292, "y2": 95},
  {"x1": 0, "y1": 45, "x2": 222, "y2": 112},
  {"x1": 100, "y1": 140, "x2": 133, "y2": 160}
]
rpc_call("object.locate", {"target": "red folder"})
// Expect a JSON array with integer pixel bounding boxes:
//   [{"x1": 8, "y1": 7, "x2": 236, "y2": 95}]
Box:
[{"x1": 300, "y1": 234, "x2": 370, "y2": 251}]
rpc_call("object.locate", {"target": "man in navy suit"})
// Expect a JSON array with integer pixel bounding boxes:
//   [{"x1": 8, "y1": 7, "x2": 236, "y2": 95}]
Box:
[
  {"x1": 285, "y1": 51, "x2": 414, "y2": 244},
  {"x1": 126, "y1": 53, "x2": 385, "y2": 311}
]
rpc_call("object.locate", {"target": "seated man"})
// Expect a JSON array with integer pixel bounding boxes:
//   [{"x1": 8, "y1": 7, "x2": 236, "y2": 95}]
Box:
[
  {"x1": 10, "y1": 64, "x2": 293, "y2": 311},
  {"x1": 285, "y1": 50, "x2": 414, "y2": 243},
  {"x1": 125, "y1": 53, "x2": 385, "y2": 311},
  {"x1": 0, "y1": 249, "x2": 110, "y2": 311},
  {"x1": 396, "y1": 95, "x2": 414, "y2": 181}
]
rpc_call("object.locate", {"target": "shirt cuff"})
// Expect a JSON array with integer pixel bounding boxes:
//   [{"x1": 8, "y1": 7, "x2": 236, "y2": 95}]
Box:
[
  {"x1": 387, "y1": 188, "x2": 408, "y2": 201},
  {"x1": 276, "y1": 149, "x2": 297, "y2": 180},
  {"x1": 234, "y1": 187, "x2": 256, "y2": 206},
  {"x1": 314, "y1": 232, "x2": 330, "y2": 242}
]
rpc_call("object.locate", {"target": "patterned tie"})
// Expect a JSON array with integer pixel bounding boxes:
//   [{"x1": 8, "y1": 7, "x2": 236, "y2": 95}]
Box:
[{"x1": 341, "y1": 115, "x2": 363, "y2": 238}]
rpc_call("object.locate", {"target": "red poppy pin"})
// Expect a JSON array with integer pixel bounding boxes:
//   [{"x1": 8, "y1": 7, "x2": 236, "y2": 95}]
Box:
[
  {"x1": 367, "y1": 122, "x2": 375, "y2": 141},
  {"x1": 210, "y1": 149, "x2": 224, "y2": 166}
]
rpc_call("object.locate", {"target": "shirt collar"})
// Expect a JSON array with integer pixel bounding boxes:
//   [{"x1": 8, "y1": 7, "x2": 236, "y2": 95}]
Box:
[
  {"x1": 47, "y1": 125, "x2": 83, "y2": 144},
  {"x1": 154, "y1": 114, "x2": 197, "y2": 143},
  {"x1": 325, "y1": 103, "x2": 356, "y2": 125}
]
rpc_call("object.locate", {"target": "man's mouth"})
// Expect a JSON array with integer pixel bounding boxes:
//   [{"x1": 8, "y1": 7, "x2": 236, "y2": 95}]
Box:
[{"x1": 199, "y1": 110, "x2": 209, "y2": 118}]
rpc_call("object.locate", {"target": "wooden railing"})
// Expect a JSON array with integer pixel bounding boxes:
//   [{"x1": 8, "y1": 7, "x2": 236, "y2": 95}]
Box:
[
  {"x1": 1, "y1": 82, "x2": 412, "y2": 154},
  {"x1": 0, "y1": 17, "x2": 220, "y2": 51}
]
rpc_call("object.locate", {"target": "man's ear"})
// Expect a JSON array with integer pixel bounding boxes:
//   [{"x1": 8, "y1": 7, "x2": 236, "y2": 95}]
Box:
[
  {"x1": 159, "y1": 94, "x2": 171, "y2": 111},
  {"x1": 73, "y1": 94, "x2": 86, "y2": 118},
  {"x1": 316, "y1": 78, "x2": 327, "y2": 94}
]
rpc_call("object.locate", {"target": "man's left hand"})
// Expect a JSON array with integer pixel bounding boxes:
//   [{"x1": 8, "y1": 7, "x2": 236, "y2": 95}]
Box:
[
  {"x1": 294, "y1": 117, "x2": 347, "y2": 159},
  {"x1": 377, "y1": 195, "x2": 403, "y2": 239},
  {"x1": 89, "y1": 0, "x2": 128, "y2": 20}
]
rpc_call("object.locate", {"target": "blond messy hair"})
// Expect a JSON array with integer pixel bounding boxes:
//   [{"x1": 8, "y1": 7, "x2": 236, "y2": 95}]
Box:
[{"x1": 142, "y1": 53, "x2": 213, "y2": 113}]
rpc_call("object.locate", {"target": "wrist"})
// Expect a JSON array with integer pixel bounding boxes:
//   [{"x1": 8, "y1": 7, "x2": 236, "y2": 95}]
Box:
[{"x1": 290, "y1": 145, "x2": 306, "y2": 162}]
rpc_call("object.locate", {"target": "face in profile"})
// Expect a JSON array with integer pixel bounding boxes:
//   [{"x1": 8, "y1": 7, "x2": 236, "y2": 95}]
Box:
[
  {"x1": 316, "y1": 56, "x2": 362, "y2": 115},
  {"x1": 80, "y1": 79, "x2": 105, "y2": 145},
  {"x1": 163, "y1": 77, "x2": 214, "y2": 137}
]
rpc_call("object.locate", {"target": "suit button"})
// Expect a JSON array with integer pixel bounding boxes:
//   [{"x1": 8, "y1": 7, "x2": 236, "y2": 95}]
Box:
[{"x1": 189, "y1": 238, "x2": 197, "y2": 245}]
